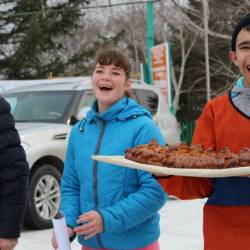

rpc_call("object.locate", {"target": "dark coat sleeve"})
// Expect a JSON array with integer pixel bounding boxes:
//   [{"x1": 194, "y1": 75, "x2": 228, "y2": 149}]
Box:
[{"x1": 0, "y1": 96, "x2": 29, "y2": 238}]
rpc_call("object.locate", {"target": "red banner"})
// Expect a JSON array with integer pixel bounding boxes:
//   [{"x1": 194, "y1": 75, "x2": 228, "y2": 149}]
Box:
[{"x1": 151, "y1": 42, "x2": 171, "y2": 108}]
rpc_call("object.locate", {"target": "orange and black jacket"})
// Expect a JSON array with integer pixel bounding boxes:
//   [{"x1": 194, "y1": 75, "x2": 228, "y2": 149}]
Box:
[{"x1": 158, "y1": 92, "x2": 250, "y2": 250}]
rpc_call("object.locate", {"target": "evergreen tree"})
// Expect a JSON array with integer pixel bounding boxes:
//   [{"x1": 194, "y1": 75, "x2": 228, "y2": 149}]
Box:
[{"x1": 0, "y1": 0, "x2": 89, "y2": 79}]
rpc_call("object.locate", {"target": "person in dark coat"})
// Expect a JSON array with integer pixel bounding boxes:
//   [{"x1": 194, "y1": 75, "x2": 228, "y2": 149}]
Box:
[{"x1": 0, "y1": 96, "x2": 29, "y2": 250}]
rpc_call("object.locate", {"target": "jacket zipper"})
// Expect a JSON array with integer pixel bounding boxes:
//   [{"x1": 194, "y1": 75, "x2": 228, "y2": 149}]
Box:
[{"x1": 92, "y1": 120, "x2": 106, "y2": 248}]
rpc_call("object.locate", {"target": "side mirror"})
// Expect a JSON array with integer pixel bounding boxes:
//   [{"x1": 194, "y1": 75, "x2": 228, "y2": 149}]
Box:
[{"x1": 68, "y1": 116, "x2": 78, "y2": 125}]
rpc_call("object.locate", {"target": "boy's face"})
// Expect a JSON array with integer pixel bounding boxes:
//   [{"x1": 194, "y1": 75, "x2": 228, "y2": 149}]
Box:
[
  {"x1": 91, "y1": 63, "x2": 131, "y2": 113},
  {"x1": 229, "y1": 29, "x2": 250, "y2": 87}
]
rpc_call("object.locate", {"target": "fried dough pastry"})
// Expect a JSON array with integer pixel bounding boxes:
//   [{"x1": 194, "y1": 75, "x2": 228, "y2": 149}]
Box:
[{"x1": 125, "y1": 140, "x2": 250, "y2": 169}]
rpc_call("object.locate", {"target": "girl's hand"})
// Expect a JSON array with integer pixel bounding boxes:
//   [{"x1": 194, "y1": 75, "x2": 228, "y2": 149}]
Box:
[
  {"x1": 74, "y1": 211, "x2": 103, "y2": 240},
  {"x1": 0, "y1": 238, "x2": 17, "y2": 250}
]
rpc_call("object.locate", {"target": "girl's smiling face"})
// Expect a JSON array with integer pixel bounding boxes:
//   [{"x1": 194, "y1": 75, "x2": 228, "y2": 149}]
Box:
[
  {"x1": 230, "y1": 29, "x2": 250, "y2": 87},
  {"x1": 91, "y1": 63, "x2": 131, "y2": 113}
]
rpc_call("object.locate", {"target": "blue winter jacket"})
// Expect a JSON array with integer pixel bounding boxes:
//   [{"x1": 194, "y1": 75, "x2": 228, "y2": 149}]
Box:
[{"x1": 60, "y1": 97, "x2": 167, "y2": 249}]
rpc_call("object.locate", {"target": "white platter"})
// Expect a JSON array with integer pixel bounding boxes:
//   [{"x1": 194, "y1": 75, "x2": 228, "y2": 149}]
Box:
[{"x1": 92, "y1": 155, "x2": 250, "y2": 178}]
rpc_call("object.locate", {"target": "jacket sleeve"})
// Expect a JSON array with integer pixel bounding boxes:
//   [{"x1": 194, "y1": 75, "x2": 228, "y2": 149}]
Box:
[
  {"x1": 0, "y1": 97, "x2": 29, "y2": 238},
  {"x1": 60, "y1": 128, "x2": 81, "y2": 228},
  {"x1": 99, "y1": 117, "x2": 167, "y2": 232},
  {"x1": 156, "y1": 103, "x2": 214, "y2": 199}
]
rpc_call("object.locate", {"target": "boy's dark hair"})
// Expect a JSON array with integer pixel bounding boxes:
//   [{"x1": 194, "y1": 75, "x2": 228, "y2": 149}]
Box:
[
  {"x1": 231, "y1": 13, "x2": 250, "y2": 51},
  {"x1": 93, "y1": 47, "x2": 131, "y2": 80}
]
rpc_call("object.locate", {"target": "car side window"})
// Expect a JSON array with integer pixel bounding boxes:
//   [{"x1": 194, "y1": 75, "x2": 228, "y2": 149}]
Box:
[
  {"x1": 77, "y1": 90, "x2": 95, "y2": 113},
  {"x1": 132, "y1": 89, "x2": 158, "y2": 115},
  {"x1": 5, "y1": 91, "x2": 74, "y2": 122},
  {"x1": 77, "y1": 89, "x2": 95, "y2": 115}
]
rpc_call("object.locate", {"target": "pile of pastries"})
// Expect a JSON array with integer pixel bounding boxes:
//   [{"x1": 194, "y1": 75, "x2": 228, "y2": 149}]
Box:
[{"x1": 125, "y1": 140, "x2": 250, "y2": 169}]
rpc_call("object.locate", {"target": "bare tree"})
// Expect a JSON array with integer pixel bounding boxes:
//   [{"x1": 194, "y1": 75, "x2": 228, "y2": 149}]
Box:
[
  {"x1": 154, "y1": 1, "x2": 200, "y2": 111},
  {"x1": 172, "y1": 28, "x2": 199, "y2": 110},
  {"x1": 169, "y1": 0, "x2": 231, "y2": 40},
  {"x1": 105, "y1": 2, "x2": 147, "y2": 76}
]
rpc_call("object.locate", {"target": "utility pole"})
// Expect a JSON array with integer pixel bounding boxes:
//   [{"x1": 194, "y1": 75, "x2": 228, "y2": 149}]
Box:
[
  {"x1": 146, "y1": 1, "x2": 154, "y2": 84},
  {"x1": 203, "y1": 0, "x2": 211, "y2": 100}
]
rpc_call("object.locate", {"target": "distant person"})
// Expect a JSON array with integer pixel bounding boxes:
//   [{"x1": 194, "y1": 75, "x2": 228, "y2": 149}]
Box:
[
  {"x1": 51, "y1": 47, "x2": 167, "y2": 250},
  {"x1": 0, "y1": 96, "x2": 29, "y2": 250},
  {"x1": 157, "y1": 13, "x2": 250, "y2": 250}
]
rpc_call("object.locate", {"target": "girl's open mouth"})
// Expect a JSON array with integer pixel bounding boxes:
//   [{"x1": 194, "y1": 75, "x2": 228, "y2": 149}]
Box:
[{"x1": 99, "y1": 85, "x2": 113, "y2": 91}]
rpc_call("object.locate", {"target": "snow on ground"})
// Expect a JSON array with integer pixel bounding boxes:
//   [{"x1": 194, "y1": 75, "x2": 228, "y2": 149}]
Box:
[{"x1": 16, "y1": 199, "x2": 206, "y2": 250}]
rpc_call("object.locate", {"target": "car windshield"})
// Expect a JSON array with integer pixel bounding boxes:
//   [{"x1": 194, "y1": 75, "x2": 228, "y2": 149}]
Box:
[{"x1": 4, "y1": 91, "x2": 75, "y2": 123}]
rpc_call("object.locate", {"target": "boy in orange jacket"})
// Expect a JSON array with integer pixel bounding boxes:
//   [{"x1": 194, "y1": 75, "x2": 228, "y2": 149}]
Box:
[{"x1": 158, "y1": 13, "x2": 250, "y2": 250}]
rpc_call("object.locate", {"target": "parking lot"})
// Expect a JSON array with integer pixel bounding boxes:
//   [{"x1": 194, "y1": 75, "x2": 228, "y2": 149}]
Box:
[{"x1": 16, "y1": 199, "x2": 206, "y2": 250}]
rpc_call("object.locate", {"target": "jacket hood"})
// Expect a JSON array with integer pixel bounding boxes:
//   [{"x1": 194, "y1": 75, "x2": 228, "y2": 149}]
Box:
[{"x1": 85, "y1": 97, "x2": 152, "y2": 122}]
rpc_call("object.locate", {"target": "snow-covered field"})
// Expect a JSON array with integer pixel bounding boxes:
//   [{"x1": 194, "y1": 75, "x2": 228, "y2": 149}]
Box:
[{"x1": 16, "y1": 199, "x2": 206, "y2": 250}]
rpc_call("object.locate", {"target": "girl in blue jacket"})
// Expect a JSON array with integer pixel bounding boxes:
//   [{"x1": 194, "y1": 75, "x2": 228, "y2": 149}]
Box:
[{"x1": 52, "y1": 47, "x2": 167, "y2": 250}]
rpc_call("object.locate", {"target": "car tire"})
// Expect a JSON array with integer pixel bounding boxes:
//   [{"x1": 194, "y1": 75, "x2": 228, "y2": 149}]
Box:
[{"x1": 24, "y1": 164, "x2": 62, "y2": 229}]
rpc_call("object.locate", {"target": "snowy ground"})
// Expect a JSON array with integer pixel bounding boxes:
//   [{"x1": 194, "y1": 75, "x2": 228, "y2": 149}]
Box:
[{"x1": 16, "y1": 199, "x2": 206, "y2": 250}]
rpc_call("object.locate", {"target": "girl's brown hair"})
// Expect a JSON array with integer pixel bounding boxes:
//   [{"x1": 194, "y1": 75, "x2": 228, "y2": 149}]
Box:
[{"x1": 93, "y1": 47, "x2": 131, "y2": 80}]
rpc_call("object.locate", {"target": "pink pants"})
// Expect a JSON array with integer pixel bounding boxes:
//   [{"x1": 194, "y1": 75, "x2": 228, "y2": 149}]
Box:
[{"x1": 81, "y1": 241, "x2": 160, "y2": 250}]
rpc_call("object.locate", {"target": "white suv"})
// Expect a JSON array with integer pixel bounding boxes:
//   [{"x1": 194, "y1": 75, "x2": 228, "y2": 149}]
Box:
[{"x1": 2, "y1": 79, "x2": 180, "y2": 229}]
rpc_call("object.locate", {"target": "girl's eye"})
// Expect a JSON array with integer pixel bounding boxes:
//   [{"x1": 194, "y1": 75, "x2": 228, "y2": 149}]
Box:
[
  {"x1": 239, "y1": 46, "x2": 250, "y2": 50},
  {"x1": 95, "y1": 70, "x2": 103, "y2": 73},
  {"x1": 112, "y1": 72, "x2": 120, "y2": 75}
]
